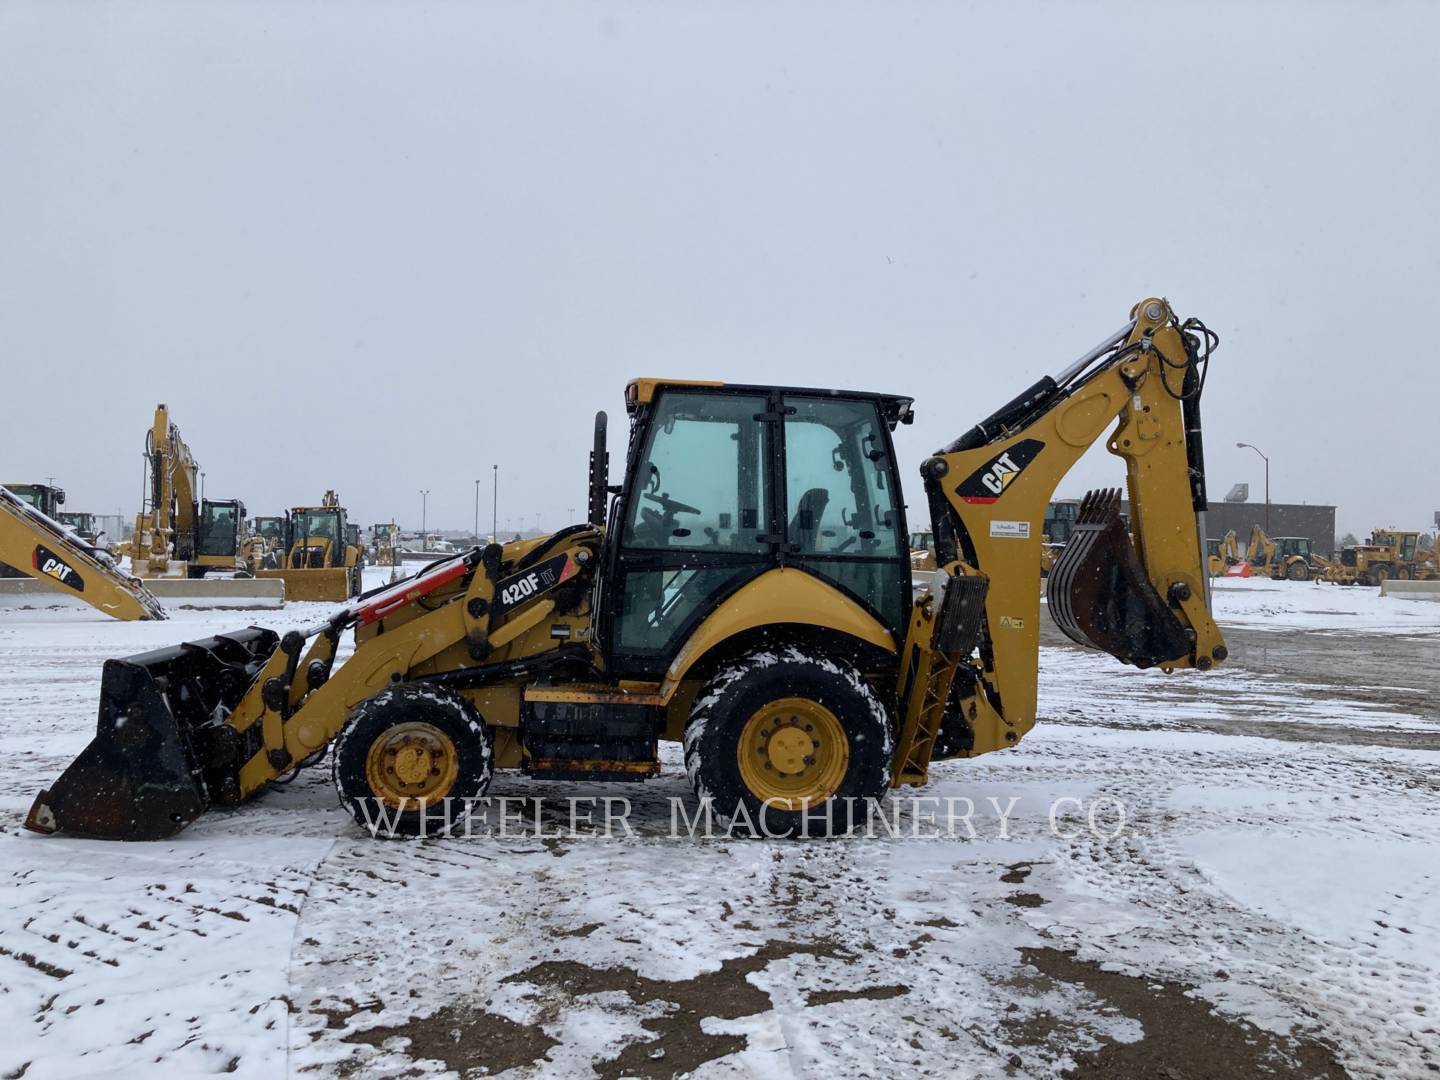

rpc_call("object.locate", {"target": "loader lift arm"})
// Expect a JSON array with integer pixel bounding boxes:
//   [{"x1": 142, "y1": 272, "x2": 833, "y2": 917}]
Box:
[
  {"x1": 0, "y1": 486, "x2": 166, "y2": 621},
  {"x1": 894, "y1": 298, "x2": 1224, "y2": 782}
]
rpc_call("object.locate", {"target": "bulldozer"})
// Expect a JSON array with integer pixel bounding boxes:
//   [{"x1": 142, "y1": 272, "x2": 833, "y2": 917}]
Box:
[
  {"x1": 26, "y1": 298, "x2": 1226, "y2": 841},
  {"x1": 1, "y1": 486, "x2": 165, "y2": 620},
  {"x1": 255, "y1": 491, "x2": 363, "y2": 601}
]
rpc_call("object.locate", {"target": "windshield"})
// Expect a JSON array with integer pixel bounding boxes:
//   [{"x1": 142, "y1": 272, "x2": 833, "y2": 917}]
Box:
[
  {"x1": 295, "y1": 511, "x2": 340, "y2": 543},
  {"x1": 9, "y1": 485, "x2": 42, "y2": 508}
]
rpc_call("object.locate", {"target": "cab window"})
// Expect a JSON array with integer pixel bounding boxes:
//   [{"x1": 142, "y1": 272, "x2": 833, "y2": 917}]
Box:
[
  {"x1": 621, "y1": 393, "x2": 769, "y2": 553},
  {"x1": 783, "y1": 396, "x2": 905, "y2": 629}
]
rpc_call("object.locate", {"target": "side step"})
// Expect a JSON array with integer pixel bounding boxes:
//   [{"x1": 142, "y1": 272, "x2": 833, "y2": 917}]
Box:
[{"x1": 521, "y1": 686, "x2": 660, "y2": 782}]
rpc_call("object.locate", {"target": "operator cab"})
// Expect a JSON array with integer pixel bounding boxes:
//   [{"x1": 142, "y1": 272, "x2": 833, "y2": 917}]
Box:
[
  {"x1": 1273, "y1": 536, "x2": 1312, "y2": 560},
  {"x1": 599, "y1": 380, "x2": 914, "y2": 679},
  {"x1": 4, "y1": 483, "x2": 65, "y2": 520},
  {"x1": 197, "y1": 499, "x2": 246, "y2": 558}
]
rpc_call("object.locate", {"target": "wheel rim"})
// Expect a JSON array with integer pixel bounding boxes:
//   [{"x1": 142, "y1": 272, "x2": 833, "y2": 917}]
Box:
[
  {"x1": 364, "y1": 722, "x2": 460, "y2": 808},
  {"x1": 736, "y1": 697, "x2": 849, "y2": 810}
]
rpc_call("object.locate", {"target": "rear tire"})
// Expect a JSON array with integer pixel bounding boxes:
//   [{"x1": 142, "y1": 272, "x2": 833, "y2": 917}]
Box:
[
  {"x1": 1395, "y1": 567, "x2": 1411, "y2": 581},
  {"x1": 683, "y1": 647, "x2": 893, "y2": 838},
  {"x1": 333, "y1": 684, "x2": 493, "y2": 837},
  {"x1": 1370, "y1": 566, "x2": 1390, "y2": 586},
  {"x1": 1287, "y1": 560, "x2": 1309, "y2": 581}
]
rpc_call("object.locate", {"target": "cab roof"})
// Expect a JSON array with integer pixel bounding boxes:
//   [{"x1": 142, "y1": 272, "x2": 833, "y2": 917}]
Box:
[{"x1": 624, "y1": 378, "x2": 915, "y2": 429}]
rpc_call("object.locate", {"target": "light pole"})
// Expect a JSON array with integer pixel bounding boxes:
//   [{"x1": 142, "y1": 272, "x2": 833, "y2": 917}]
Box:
[
  {"x1": 473, "y1": 479, "x2": 480, "y2": 544},
  {"x1": 492, "y1": 464, "x2": 498, "y2": 544},
  {"x1": 1236, "y1": 442, "x2": 1270, "y2": 533},
  {"x1": 420, "y1": 489, "x2": 430, "y2": 551}
]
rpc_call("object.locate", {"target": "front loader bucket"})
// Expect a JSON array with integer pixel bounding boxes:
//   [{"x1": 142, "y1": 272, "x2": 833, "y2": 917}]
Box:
[
  {"x1": 1046, "y1": 488, "x2": 1190, "y2": 669},
  {"x1": 25, "y1": 628, "x2": 280, "y2": 840}
]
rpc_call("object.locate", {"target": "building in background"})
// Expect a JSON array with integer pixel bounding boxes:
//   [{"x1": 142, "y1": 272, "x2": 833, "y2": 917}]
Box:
[{"x1": 1105, "y1": 498, "x2": 1338, "y2": 558}]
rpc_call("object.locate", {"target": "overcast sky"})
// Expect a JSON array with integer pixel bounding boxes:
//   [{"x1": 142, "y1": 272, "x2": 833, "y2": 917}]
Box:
[{"x1": 3, "y1": 1, "x2": 1437, "y2": 540}]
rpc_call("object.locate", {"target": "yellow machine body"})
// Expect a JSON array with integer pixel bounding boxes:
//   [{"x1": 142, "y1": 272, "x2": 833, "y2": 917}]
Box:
[{"x1": 27, "y1": 298, "x2": 1228, "y2": 841}]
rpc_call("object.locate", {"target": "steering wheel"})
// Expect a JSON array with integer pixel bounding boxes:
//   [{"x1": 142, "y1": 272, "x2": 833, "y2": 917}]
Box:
[{"x1": 643, "y1": 491, "x2": 701, "y2": 516}]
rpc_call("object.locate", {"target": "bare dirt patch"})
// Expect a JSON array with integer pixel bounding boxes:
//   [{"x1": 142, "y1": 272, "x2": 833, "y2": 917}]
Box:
[
  {"x1": 1020, "y1": 948, "x2": 1350, "y2": 1079},
  {"x1": 505, "y1": 938, "x2": 845, "y2": 1079}
]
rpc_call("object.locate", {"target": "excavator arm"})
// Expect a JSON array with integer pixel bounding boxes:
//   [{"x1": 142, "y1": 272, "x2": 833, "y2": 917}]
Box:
[
  {"x1": 1, "y1": 486, "x2": 165, "y2": 621},
  {"x1": 894, "y1": 298, "x2": 1225, "y2": 782}
]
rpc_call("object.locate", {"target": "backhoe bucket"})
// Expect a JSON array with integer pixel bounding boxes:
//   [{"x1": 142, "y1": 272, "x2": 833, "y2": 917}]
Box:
[
  {"x1": 1046, "y1": 488, "x2": 1190, "y2": 669},
  {"x1": 25, "y1": 628, "x2": 280, "y2": 840}
]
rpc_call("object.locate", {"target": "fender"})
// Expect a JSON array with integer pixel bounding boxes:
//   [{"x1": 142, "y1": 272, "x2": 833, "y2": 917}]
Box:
[{"x1": 657, "y1": 568, "x2": 896, "y2": 704}]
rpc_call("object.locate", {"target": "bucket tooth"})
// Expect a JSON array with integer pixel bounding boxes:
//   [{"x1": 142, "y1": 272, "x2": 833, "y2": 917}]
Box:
[
  {"x1": 1046, "y1": 488, "x2": 1190, "y2": 669},
  {"x1": 24, "y1": 627, "x2": 279, "y2": 840}
]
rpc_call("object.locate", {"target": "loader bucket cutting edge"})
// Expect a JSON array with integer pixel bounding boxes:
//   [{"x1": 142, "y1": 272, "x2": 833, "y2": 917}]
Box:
[
  {"x1": 1045, "y1": 488, "x2": 1191, "y2": 669},
  {"x1": 24, "y1": 627, "x2": 281, "y2": 841}
]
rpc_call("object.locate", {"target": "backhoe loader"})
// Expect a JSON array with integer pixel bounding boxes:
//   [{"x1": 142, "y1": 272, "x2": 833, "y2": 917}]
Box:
[
  {"x1": 27, "y1": 297, "x2": 1226, "y2": 841},
  {"x1": 1, "y1": 486, "x2": 165, "y2": 621},
  {"x1": 371, "y1": 522, "x2": 400, "y2": 567},
  {"x1": 1228, "y1": 526, "x2": 1315, "y2": 581},
  {"x1": 244, "y1": 516, "x2": 285, "y2": 573},
  {"x1": 254, "y1": 491, "x2": 363, "y2": 601},
  {"x1": 1206, "y1": 530, "x2": 1238, "y2": 576}
]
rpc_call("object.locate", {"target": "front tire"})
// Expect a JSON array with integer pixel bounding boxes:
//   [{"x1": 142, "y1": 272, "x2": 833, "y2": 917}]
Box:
[
  {"x1": 1287, "y1": 560, "x2": 1309, "y2": 581},
  {"x1": 333, "y1": 684, "x2": 493, "y2": 837},
  {"x1": 683, "y1": 647, "x2": 893, "y2": 838}
]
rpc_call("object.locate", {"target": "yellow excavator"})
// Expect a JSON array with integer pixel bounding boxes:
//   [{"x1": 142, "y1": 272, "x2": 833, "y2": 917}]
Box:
[
  {"x1": 126, "y1": 405, "x2": 249, "y2": 579},
  {"x1": 1, "y1": 486, "x2": 165, "y2": 620},
  {"x1": 27, "y1": 298, "x2": 1226, "y2": 841},
  {"x1": 255, "y1": 491, "x2": 364, "y2": 601}
]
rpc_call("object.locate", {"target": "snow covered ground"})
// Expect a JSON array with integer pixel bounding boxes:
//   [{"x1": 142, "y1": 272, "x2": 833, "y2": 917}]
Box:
[{"x1": 0, "y1": 572, "x2": 1436, "y2": 1077}]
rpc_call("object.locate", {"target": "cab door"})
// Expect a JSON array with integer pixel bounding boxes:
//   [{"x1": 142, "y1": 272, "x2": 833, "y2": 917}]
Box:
[
  {"x1": 605, "y1": 390, "x2": 777, "y2": 679},
  {"x1": 779, "y1": 394, "x2": 910, "y2": 634}
]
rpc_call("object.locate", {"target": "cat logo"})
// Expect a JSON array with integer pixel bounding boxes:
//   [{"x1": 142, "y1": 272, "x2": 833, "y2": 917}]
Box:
[
  {"x1": 956, "y1": 439, "x2": 1045, "y2": 504},
  {"x1": 981, "y1": 453, "x2": 1022, "y2": 496},
  {"x1": 31, "y1": 544, "x2": 83, "y2": 592},
  {"x1": 998, "y1": 615, "x2": 1025, "y2": 630}
]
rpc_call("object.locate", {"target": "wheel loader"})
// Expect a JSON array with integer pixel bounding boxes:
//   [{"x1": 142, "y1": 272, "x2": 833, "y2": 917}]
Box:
[
  {"x1": 254, "y1": 491, "x2": 363, "y2": 601},
  {"x1": 26, "y1": 298, "x2": 1227, "y2": 841}
]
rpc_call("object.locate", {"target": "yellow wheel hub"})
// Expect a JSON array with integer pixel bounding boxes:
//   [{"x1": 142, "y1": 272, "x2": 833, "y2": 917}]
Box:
[
  {"x1": 364, "y1": 722, "x2": 460, "y2": 808},
  {"x1": 737, "y1": 697, "x2": 849, "y2": 810}
]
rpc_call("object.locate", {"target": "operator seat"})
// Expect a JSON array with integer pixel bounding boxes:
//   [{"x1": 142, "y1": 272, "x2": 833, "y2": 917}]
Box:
[{"x1": 789, "y1": 488, "x2": 830, "y2": 552}]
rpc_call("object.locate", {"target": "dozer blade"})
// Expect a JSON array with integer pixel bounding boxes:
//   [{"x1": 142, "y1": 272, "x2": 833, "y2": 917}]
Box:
[
  {"x1": 256, "y1": 567, "x2": 352, "y2": 602},
  {"x1": 1046, "y1": 488, "x2": 1191, "y2": 669},
  {"x1": 25, "y1": 627, "x2": 280, "y2": 840}
]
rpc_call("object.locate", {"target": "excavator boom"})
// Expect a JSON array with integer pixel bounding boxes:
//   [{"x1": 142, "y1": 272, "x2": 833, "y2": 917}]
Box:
[{"x1": 0, "y1": 487, "x2": 165, "y2": 621}]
